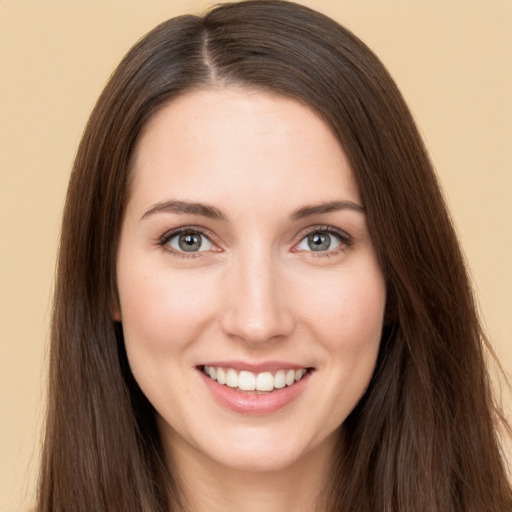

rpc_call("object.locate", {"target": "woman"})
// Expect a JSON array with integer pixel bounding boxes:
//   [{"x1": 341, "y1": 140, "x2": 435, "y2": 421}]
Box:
[{"x1": 38, "y1": 1, "x2": 512, "y2": 511}]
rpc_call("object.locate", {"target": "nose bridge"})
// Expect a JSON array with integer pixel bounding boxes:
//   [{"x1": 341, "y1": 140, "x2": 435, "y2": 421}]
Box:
[{"x1": 221, "y1": 244, "x2": 293, "y2": 344}]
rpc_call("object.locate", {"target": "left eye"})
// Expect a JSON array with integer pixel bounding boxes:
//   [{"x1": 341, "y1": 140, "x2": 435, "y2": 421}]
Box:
[
  {"x1": 296, "y1": 231, "x2": 343, "y2": 252},
  {"x1": 166, "y1": 231, "x2": 214, "y2": 253}
]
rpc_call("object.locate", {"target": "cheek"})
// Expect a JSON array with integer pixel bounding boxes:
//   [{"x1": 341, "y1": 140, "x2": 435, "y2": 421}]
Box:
[
  {"x1": 300, "y1": 262, "x2": 386, "y2": 352},
  {"x1": 310, "y1": 266, "x2": 385, "y2": 417},
  {"x1": 117, "y1": 264, "x2": 220, "y2": 354},
  {"x1": 341, "y1": 280, "x2": 385, "y2": 346},
  {"x1": 118, "y1": 265, "x2": 223, "y2": 405}
]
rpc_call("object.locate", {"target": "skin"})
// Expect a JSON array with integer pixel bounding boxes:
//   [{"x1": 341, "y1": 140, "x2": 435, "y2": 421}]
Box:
[{"x1": 115, "y1": 87, "x2": 386, "y2": 511}]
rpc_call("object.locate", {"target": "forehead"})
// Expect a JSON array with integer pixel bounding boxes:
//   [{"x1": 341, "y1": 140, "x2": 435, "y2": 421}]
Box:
[{"x1": 128, "y1": 87, "x2": 361, "y2": 215}]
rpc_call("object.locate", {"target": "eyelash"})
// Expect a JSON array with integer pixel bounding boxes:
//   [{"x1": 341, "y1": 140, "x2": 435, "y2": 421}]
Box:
[
  {"x1": 158, "y1": 226, "x2": 216, "y2": 259},
  {"x1": 293, "y1": 225, "x2": 352, "y2": 257},
  {"x1": 157, "y1": 225, "x2": 352, "y2": 258}
]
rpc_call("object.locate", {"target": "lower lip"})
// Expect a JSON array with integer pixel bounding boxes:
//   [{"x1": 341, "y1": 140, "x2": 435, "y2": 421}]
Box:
[{"x1": 199, "y1": 369, "x2": 311, "y2": 415}]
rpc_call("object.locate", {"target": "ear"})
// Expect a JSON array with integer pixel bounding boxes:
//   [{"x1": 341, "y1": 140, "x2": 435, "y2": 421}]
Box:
[
  {"x1": 109, "y1": 289, "x2": 122, "y2": 322},
  {"x1": 111, "y1": 306, "x2": 122, "y2": 322}
]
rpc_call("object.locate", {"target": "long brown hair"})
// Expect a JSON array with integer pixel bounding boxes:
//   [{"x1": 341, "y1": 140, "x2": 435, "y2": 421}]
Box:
[{"x1": 38, "y1": 1, "x2": 511, "y2": 510}]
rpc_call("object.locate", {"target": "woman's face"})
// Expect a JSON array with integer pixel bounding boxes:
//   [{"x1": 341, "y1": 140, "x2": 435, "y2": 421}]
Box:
[{"x1": 115, "y1": 88, "x2": 386, "y2": 473}]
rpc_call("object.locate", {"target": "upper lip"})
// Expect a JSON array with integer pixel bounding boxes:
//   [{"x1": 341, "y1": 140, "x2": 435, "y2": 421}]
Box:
[{"x1": 198, "y1": 361, "x2": 312, "y2": 373}]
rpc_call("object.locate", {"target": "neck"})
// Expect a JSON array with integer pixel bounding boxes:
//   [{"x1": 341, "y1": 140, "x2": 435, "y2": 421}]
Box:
[{"x1": 165, "y1": 432, "x2": 338, "y2": 512}]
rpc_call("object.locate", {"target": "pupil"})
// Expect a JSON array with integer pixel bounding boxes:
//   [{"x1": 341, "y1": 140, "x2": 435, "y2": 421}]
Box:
[
  {"x1": 178, "y1": 233, "x2": 201, "y2": 252},
  {"x1": 308, "y1": 233, "x2": 330, "y2": 251}
]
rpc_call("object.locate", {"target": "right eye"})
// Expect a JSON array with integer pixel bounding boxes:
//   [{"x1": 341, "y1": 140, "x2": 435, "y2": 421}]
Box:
[{"x1": 163, "y1": 230, "x2": 215, "y2": 253}]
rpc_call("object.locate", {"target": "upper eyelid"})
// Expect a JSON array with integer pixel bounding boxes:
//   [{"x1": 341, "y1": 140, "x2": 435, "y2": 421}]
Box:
[
  {"x1": 158, "y1": 227, "x2": 219, "y2": 258},
  {"x1": 294, "y1": 224, "x2": 352, "y2": 242},
  {"x1": 291, "y1": 226, "x2": 353, "y2": 258},
  {"x1": 159, "y1": 225, "x2": 216, "y2": 244}
]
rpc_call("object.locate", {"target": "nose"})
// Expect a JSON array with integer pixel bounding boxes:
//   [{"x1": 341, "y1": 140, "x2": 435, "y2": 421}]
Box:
[{"x1": 219, "y1": 249, "x2": 295, "y2": 346}]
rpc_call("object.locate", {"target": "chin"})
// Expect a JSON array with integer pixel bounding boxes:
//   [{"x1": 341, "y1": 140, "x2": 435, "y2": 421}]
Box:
[
  {"x1": 170, "y1": 420, "x2": 339, "y2": 475},
  {"x1": 210, "y1": 445, "x2": 306, "y2": 473}
]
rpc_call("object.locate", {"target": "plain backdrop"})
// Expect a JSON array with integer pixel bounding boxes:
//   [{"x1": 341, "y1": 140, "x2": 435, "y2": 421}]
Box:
[{"x1": 1, "y1": 1, "x2": 511, "y2": 510}]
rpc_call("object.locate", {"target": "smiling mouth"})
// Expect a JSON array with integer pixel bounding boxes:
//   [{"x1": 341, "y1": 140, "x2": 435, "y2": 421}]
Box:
[{"x1": 201, "y1": 365, "x2": 311, "y2": 393}]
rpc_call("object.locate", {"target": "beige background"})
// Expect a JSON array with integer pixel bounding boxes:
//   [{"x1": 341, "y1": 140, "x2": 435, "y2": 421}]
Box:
[{"x1": 1, "y1": 1, "x2": 510, "y2": 510}]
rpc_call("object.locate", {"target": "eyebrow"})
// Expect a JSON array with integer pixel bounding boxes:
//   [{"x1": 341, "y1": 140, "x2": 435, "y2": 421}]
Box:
[
  {"x1": 290, "y1": 200, "x2": 365, "y2": 220},
  {"x1": 141, "y1": 200, "x2": 227, "y2": 221},
  {"x1": 140, "y1": 199, "x2": 365, "y2": 222}
]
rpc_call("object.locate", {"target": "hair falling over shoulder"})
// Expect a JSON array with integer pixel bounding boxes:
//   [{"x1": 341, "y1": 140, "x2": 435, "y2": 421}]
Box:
[{"x1": 38, "y1": 1, "x2": 511, "y2": 511}]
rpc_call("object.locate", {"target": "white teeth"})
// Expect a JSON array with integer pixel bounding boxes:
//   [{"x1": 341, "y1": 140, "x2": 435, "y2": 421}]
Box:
[
  {"x1": 217, "y1": 367, "x2": 226, "y2": 385},
  {"x1": 238, "y1": 371, "x2": 256, "y2": 391},
  {"x1": 256, "y1": 371, "x2": 274, "y2": 391},
  {"x1": 226, "y1": 368, "x2": 238, "y2": 388},
  {"x1": 203, "y1": 365, "x2": 308, "y2": 392},
  {"x1": 295, "y1": 368, "x2": 306, "y2": 381},
  {"x1": 274, "y1": 370, "x2": 286, "y2": 389}
]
